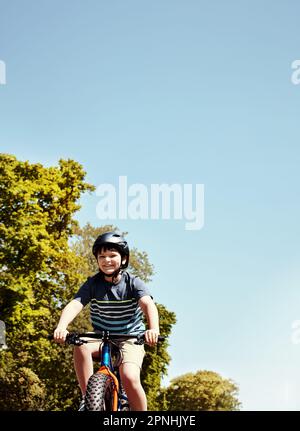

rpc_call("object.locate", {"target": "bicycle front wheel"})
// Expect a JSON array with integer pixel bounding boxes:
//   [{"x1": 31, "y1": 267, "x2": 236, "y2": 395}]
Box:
[{"x1": 85, "y1": 372, "x2": 116, "y2": 411}]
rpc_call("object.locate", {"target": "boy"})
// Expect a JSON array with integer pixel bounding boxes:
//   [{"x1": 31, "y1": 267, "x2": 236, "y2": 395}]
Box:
[{"x1": 54, "y1": 232, "x2": 160, "y2": 411}]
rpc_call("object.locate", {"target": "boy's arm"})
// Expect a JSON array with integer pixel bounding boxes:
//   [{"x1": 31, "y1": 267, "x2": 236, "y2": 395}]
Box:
[
  {"x1": 54, "y1": 299, "x2": 83, "y2": 343},
  {"x1": 138, "y1": 295, "x2": 160, "y2": 346}
]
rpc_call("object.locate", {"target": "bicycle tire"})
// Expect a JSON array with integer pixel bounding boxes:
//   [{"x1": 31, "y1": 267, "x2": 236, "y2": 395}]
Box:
[{"x1": 85, "y1": 372, "x2": 115, "y2": 411}]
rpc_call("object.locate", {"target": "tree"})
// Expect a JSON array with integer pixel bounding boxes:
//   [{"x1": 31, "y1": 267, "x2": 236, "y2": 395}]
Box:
[
  {"x1": 0, "y1": 154, "x2": 94, "y2": 410},
  {"x1": 0, "y1": 351, "x2": 46, "y2": 410},
  {"x1": 163, "y1": 370, "x2": 241, "y2": 411}
]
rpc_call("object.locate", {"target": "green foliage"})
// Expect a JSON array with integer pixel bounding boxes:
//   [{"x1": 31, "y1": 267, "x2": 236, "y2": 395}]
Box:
[
  {"x1": 163, "y1": 370, "x2": 241, "y2": 411},
  {"x1": 0, "y1": 154, "x2": 94, "y2": 410},
  {"x1": 0, "y1": 351, "x2": 46, "y2": 410}
]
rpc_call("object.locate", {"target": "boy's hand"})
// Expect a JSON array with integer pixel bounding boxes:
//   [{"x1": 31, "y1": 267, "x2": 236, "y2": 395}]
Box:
[
  {"x1": 145, "y1": 329, "x2": 160, "y2": 346},
  {"x1": 53, "y1": 327, "x2": 69, "y2": 343}
]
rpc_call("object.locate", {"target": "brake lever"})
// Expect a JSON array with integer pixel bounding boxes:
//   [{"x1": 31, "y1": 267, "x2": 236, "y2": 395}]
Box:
[
  {"x1": 134, "y1": 335, "x2": 145, "y2": 345},
  {"x1": 66, "y1": 333, "x2": 87, "y2": 346}
]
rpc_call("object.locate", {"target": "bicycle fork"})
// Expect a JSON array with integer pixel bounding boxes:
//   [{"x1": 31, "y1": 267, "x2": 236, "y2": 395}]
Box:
[
  {"x1": 97, "y1": 341, "x2": 130, "y2": 411},
  {"x1": 100, "y1": 341, "x2": 130, "y2": 411},
  {"x1": 97, "y1": 341, "x2": 120, "y2": 411}
]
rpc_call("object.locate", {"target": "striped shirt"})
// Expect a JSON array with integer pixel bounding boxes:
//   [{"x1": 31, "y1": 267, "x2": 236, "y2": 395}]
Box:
[{"x1": 74, "y1": 271, "x2": 152, "y2": 335}]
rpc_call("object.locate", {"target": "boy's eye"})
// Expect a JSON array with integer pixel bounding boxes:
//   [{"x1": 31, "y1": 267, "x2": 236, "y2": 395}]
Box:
[{"x1": 99, "y1": 254, "x2": 118, "y2": 258}]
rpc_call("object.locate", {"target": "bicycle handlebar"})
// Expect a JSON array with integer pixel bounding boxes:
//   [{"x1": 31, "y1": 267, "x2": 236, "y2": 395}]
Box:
[{"x1": 48, "y1": 331, "x2": 165, "y2": 346}]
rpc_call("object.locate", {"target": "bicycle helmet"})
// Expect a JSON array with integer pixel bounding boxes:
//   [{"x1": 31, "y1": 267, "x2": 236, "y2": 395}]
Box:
[{"x1": 92, "y1": 232, "x2": 130, "y2": 271}]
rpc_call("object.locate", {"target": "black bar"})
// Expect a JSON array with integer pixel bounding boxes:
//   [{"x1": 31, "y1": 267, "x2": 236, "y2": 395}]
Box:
[{"x1": 0, "y1": 411, "x2": 298, "y2": 430}]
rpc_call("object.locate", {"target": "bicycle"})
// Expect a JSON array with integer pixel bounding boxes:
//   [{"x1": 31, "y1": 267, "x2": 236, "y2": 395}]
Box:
[{"x1": 51, "y1": 331, "x2": 165, "y2": 411}]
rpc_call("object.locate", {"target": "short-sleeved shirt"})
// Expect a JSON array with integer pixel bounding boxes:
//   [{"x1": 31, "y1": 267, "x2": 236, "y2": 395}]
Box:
[{"x1": 74, "y1": 271, "x2": 152, "y2": 335}]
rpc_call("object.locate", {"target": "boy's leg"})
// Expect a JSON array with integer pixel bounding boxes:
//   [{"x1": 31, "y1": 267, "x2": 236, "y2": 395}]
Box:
[
  {"x1": 118, "y1": 340, "x2": 147, "y2": 411},
  {"x1": 119, "y1": 362, "x2": 147, "y2": 411},
  {"x1": 73, "y1": 342, "x2": 101, "y2": 395}
]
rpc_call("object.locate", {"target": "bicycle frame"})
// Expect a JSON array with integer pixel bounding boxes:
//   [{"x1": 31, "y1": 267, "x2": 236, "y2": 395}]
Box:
[{"x1": 96, "y1": 335, "x2": 120, "y2": 411}]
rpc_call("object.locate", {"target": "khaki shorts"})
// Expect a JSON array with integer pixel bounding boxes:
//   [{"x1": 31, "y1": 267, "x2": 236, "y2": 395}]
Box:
[
  {"x1": 93, "y1": 339, "x2": 145, "y2": 369},
  {"x1": 115, "y1": 339, "x2": 145, "y2": 369}
]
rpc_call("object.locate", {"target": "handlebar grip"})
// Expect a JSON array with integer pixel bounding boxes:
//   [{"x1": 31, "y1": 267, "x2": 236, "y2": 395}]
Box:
[
  {"x1": 134, "y1": 334, "x2": 166, "y2": 344},
  {"x1": 47, "y1": 333, "x2": 83, "y2": 345}
]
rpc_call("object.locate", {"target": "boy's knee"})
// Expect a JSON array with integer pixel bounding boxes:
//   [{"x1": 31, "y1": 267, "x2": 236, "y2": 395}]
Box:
[{"x1": 120, "y1": 363, "x2": 141, "y2": 388}]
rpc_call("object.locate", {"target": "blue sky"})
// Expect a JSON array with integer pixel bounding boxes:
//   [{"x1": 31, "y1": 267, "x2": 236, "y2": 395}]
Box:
[{"x1": 1, "y1": 0, "x2": 300, "y2": 410}]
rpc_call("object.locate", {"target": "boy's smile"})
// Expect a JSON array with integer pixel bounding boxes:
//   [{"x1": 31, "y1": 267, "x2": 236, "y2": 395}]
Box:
[{"x1": 97, "y1": 248, "x2": 126, "y2": 281}]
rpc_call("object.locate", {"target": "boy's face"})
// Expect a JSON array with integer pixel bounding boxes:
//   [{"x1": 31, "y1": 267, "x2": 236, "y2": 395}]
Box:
[{"x1": 97, "y1": 247, "x2": 126, "y2": 275}]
